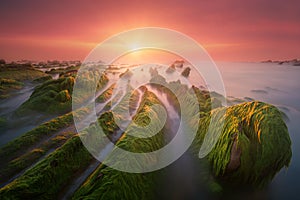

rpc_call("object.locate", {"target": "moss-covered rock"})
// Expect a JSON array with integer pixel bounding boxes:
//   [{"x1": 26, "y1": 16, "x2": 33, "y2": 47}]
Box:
[
  {"x1": 0, "y1": 78, "x2": 24, "y2": 99},
  {"x1": 33, "y1": 75, "x2": 52, "y2": 83},
  {"x1": 192, "y1": 101, "x2": 292, "y2": 189},
  {"x1": 15, "y1": 77, "x2": 74, "y2": 115},
  {"x1": 0, "y1": 64, "x2": 48, "y2": 81},
  {"x1": 0, "y1": 136, "x2": 93, "y2": 199},
  {"x1": 0, "y1": 64, "x2": 49, "y2": 98},
  {"x1": 55, "y1": 90, "x2": 71, "y2": 102},
  {"x1": 0, "y1": 112, "x2": 75, "y2": 166},
  {"x1": 96, "y1": 83, "x2": 115, "y2": 103},
  {"x1": 15, "y1": 71, "x2": 109, "y2": 115},
  {"x1": 0, "y1": 131, "x2": 75, "y2": 186},
  {"x1": 46, "y1": 65, "x2": 79, "y2": 76},
  {"x1": 72, "y1": 91, "x2": 165, "y2": 200}
]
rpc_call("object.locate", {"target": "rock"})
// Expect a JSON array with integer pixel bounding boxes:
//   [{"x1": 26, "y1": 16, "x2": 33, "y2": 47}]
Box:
[
  {"x1": 194, "y1": 101, "x2": 292, "y2": 188},
  {"x1": 119, "y1": 69, "x2": 133, "y2": 78},
  {"x1": 55, "y1": 90, "x2": 71, "y2": 102},
  {"x1": 172, "y1": 60, "x2": 184, "y2": 68},
  {"x1": 149, "y1": 67, "x2": 159, "y2": 77},
  {"x1": 166, "y1": 64, "x2": 175, "y2": 73},
  {"x1": 50, "y1": 159, "x2": 59, "y2": 167},
  {"x1": 226, "y1": 134, "x2": 241, "y2": 172},
  {"x1": 33, "y1": 75, "x2": 52, "y2": 83},
  {"x1": 0, "y1": 59, "x2": 6, "y2": 65},
  {"x1": 293, "y1": 62, "x2": 300, "y2": 66},
  {"x1": 181, "y1": 67, "x2": 191, "y2": 77}
]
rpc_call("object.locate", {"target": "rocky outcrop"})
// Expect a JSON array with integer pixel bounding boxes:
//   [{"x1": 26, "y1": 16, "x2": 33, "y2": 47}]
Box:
[
  {"x1": 193, "y1": 101, "x2": 292, "y2": 188},
  {"x1": 181, "y1": 67, "x2": 191, "y2": 77}
]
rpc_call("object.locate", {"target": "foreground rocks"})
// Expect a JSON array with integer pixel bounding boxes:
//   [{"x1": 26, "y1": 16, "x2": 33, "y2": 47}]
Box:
[{"x1": 193, "y1": 101, "x2": 292, "y2": 188}]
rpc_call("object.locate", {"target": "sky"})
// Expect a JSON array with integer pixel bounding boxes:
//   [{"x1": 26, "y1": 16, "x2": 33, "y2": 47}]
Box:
[{"x1": 0, "y1": 0, "x2": 299, "y2": 62}]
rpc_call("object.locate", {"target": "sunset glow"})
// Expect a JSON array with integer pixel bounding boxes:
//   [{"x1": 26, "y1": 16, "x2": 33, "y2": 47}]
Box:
[{"x1": 0, "y1": 0, "x2": 299, "y2": 61}]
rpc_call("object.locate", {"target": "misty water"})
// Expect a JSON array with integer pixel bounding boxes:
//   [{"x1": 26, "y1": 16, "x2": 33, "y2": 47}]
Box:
[
  {"x1": 147, "y1": 85, "x2": 210, "y2": 199},
  {"x1": 0, "y1": 82, "x2": 54, "y2": 147}
]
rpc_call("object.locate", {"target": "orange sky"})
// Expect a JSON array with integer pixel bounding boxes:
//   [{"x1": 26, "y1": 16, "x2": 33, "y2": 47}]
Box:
[{"x1": 0, "y1": 0, "x2": 299, "y2": 62}]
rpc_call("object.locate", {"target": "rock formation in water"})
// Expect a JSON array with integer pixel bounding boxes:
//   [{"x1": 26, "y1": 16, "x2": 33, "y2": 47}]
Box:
[
  {"x1": 193, "y1": 101, "x2": 292, "y2": 188},
  {"x1": 181, "y1": 67, "x2": 191, "y2": 77},
  {"x1": 15, "y1": 72, "x2": 108, "y2": 115}
]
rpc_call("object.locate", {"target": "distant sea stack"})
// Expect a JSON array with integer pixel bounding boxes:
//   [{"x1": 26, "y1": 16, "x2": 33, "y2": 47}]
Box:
[
  {"x1": 172, "y1": 60, "x2": 184, "y2": 68},
  {"x1": 181, "y1": 67, "x2": 191, "y2": 77},
  {"x1": 261, "y1": 58, "x2": 300, "y2": 66}
]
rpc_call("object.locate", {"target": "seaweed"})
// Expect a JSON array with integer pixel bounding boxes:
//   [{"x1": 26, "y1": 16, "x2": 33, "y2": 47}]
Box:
[
  {"x1": 0, "y1": 111, "x2": 76, "y2": 167},
  {"x1": 0, "y1": 131, "x2": 75, "y2": 186},
  {"x1": 16, "y1": 73, "x2": 108, "y2": 115},
  {"x1": 192, "y1": 101, "x2": 292, "y2": 188},
  {"x1": 0, "y1": 78, "x2": 24, "y2": 99},
  {"x1": 0, "y1": 135, "x2": 93, "y2": 200},
  {"x1": 96, "y1": 83, "x2": 116, "y2": 103},
  {"x1": 72, "y1": 91, "x2": 165, "y2": 200}
]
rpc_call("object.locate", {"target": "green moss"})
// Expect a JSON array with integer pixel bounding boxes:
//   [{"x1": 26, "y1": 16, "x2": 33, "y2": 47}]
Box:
[
  {"x1": 72, "y1": 71, "x2": 109, "y2": 106},
  {"x1": 98, "y1": 111, "x2": 119, "y2": 135},
  {"x1": 0, "y1": 131, "x2": 75, "y2": 186},
  {"x1": 0, "y1": 135, "x2": 93, "y2": 200},
  {"x1": 0, "y1": 65, "x2": 48, "y2": 81},
  {"x1": 46, "y1": 65, "x2": 79, "y2": 75},
  {"x1": 0, "y1": 78, "x2": 24, "y2": 99},
  {"x1": 15, "y1": 77, "x2": 73, "y2": 115},
  {"x1": 96, "y1": 83, "x2": 115, "y2": 103},
  {"x1": 72, "y1": 91, "x2": 165, "y2": 200},
  {"x1": 55, "y1": 90, "x2": 71, "y2": 102},
  {"x1": 0, "y1": 112, "x2": 74, "y2": 167},
  {"x1": 0, "y1": 64, "x2": 49, "y2": 98},
  {"x1": 15, "y1": 76, "x2": 82, "y2": 115},
  {"x1": 33, "y1": 75, "x2": 52, "y2": 83},
  {"x1": 192, "y1": 101, "x2": 292, "y2": 188}
]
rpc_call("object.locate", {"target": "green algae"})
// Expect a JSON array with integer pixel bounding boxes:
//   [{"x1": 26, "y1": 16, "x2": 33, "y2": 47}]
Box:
[
  {"x1": 15, "y1": 77, "x2": 75, "y2": 115},
  {"x1": 97, "y1": 111, "x2": 119, "y2": 135},
  {"x1": 0, "y1": 65, "x2": 48, "y2": 81},
  {"x1": 0, "y1": 135, "x2": 93, "y2": 200},
  {"x1": 0, "y1": 112, "x2": 74, "y2": 167},
  {"x1": 46, "y1": 65, "x2": 79, "y2": 76},
  {"x1": 0, "y1": 131, "x2": 75, "y2": 186},
  {"x1": 96, "y1": 83, "x2": 115, "y2": 103},
  {"x1": 0, "y1": 64, "x2": 49, "y2": 98},
  {"x1": 55, "y1": 90, "x2": 71, "y2": 102},
  {"x1": 32, "y1": 75, "x2": 52, "y2": 83},
  {"x1": 72, "y1": 91, "x2": 165, "y2": 200},
  {"x1": 72, "y1": 71, "x2": 109, "y2": 106},
  {"x1": 16, "y1": 73, "x2": 108, "y2": 115},
  {"x1": 0, "y1": 78, "x2": 24, "y2": 99},
  {"x1": 192, "y1": 101, "x2": 292, "y2": 188}
]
